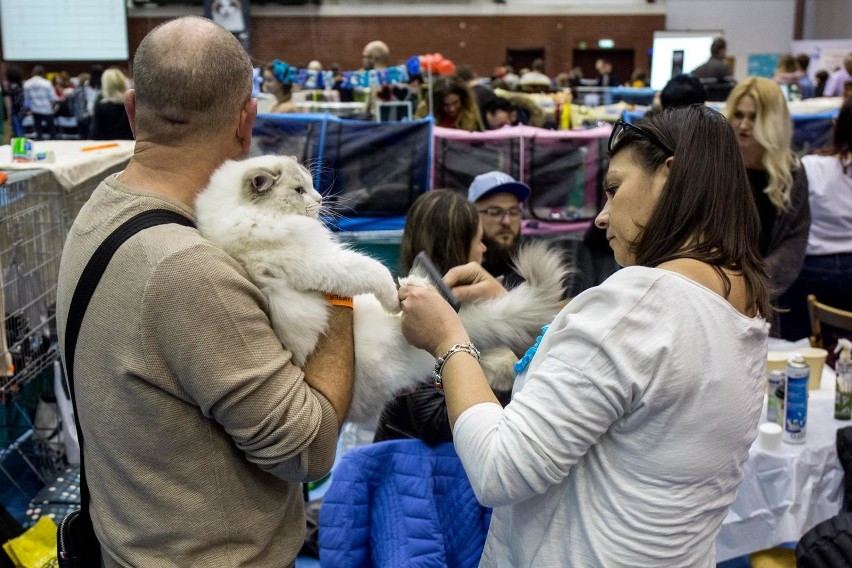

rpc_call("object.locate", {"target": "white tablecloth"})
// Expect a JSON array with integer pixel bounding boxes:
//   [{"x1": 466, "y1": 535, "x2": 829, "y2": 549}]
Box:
[
  {"x1": 0, "y1": 140, "x2": 134, "y2": 190},
  {"x1": 716, "y1": 340, "x2": 846, "y2": 561}
]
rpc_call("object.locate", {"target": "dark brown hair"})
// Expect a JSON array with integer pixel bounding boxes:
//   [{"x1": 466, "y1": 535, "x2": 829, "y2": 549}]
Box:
[
  {"x1": 611, "y1": 105, "x2": 772, "y2": 318},
  {"x1": 832, "y1": 96, "x2": 852, "y2": 175},
  {"x1": 400, "y1": 189, "x2": 480, "y2": 275},
  {"x1": 427, "y1": 75, "x2": 484, "y2": 131}
]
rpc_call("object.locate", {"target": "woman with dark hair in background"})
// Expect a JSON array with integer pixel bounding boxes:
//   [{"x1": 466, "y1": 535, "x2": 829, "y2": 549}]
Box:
[
  {"x1": 262, "y1": 62, "x2": 296, "y2": 114},
  {"x1": 374, "y1": 189, "x2": 519, "y2": 446},
  {"x1": 415, "y1": 75, "x2": 483, "y2": 131},
  {"x1": 397, "y1": 106, "x2": 770, "y2": 565},
  {"x1": 779, "y1": 97, "x2": 852, "y2": 340},
  {"x1": 3, "y1": 67, "x2": 26, "y2": 137},
  {"x1": 725, "y1": 77, "x2": 810, "y2": 321}
]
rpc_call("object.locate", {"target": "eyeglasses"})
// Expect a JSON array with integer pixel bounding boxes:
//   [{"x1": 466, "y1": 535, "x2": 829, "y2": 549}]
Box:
[
  {"x1": 608, "y1": 119, "x2": 674, "y2": 156},
  {"x1": 478, "y1": 206, "x2": 523, "y2": 219}
]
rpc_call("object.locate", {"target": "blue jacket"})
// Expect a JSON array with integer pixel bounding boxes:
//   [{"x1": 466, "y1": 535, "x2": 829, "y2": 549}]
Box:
[{"x1": 319, "y1": 439, "x2": 491, "y2": 567}]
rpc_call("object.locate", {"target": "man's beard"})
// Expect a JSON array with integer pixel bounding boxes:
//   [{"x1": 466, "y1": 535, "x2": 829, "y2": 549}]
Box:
[{"x1": 481, "y1": 233, "x2": 519, "y2": 277}]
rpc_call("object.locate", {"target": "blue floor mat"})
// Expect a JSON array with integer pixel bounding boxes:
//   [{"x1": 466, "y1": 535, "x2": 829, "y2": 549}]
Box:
[
  {"x1": 0, "y1": 448, "x2": 45, "y2": 524},
  {"x1": 718, "y1": 556, "x2": 752, "y2": 568}
]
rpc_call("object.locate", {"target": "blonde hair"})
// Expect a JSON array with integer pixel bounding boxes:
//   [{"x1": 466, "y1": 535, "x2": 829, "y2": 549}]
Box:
[
  {"x1": 725, "y1": 76, "x2": 798, "y2": 211},
  {"x1": 101, "y1": 68, "x2": 129, "y2": 102}
]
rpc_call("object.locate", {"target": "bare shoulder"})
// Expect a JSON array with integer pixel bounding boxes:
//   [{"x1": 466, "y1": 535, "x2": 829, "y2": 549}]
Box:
[{"x1": 656, "y1": 258, "x2": 754, "y2": 317}]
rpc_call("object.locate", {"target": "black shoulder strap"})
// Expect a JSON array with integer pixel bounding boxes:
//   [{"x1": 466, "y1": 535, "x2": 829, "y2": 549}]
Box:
[{"x1": 64, "y1": 209, "x2": 195, "y2": 539}]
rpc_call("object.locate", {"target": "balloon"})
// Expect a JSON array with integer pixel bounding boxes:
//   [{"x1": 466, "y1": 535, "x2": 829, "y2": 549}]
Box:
[
  {"x1": 437, "y1": 59, "x2": 456, "y2": 75},
  {"x1": 420, "y1": 54, "x2": 435, "y2": 70}
]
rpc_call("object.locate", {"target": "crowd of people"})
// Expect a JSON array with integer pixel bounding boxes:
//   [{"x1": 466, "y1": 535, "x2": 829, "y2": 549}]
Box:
[
  {"x1": 2, "y1": 13, "x2": 849, "y2": 567},
  {"x1": 1, "y1": 64, "x2": 136, "y2": 142},
  {"x1": 3, "y1": 33, "x2": 850, "y2": 142}
]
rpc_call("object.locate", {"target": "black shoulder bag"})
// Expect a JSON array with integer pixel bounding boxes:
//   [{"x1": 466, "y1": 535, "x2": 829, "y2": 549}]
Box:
[{"x1": 57, "y1": 210, "x2": 195, "y2": 568}]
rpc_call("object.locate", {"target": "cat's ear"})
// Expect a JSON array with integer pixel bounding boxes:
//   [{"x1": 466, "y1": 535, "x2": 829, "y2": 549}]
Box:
[{"x1": 248, "y1": 169, "x2": 276, "y2": 193}]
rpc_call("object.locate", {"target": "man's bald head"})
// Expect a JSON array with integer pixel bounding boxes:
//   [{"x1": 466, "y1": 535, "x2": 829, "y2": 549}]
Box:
[
  {"x1": 132, "y1": 16, "x2": 253, "y2": 144},
  {"x1": 362, "y1": 40, "x2": 390, "y2": 70}
]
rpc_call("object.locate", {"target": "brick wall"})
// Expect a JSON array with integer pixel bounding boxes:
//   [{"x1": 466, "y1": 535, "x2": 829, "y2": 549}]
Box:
[{"x1": 2, "y1": 13, "x2": 663, "y2": 83}]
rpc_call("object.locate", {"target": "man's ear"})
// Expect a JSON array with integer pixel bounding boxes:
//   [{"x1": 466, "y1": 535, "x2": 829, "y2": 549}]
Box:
[
  {"x1": 125, "y1": 89, "x2": 137, "y2": 139},
  {"x1": 238, "y1": 98, "x2": 258, "y2": 155}
]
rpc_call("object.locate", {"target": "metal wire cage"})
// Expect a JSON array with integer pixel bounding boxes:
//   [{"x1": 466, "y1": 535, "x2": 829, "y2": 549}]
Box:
[
  {"x1": 0, "y1": 172, "x2": 69, "y2": 488},
  {"x1": 0, "y1": 163, "x2": 128, "y2": 497},
  {"x1": 1, "y1": 174, "x2": 65, "y2": 397}
]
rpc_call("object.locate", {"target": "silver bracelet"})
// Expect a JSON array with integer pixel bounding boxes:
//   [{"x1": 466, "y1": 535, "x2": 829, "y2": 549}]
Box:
[{"x1": 431, "y1": 342, "x2": 481, "y2": 391}]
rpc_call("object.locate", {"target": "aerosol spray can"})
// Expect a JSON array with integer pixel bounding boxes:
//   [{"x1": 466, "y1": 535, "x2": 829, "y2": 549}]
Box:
[
  {"x1": 767, "y1": 370, "x2": 785, "y2": 424},
  {"x1": 835, "y1": 339, "x2": 852, "y2": 421},
  {"x1": 783, "y1": 354, "x2": 809, "y2": 444}
]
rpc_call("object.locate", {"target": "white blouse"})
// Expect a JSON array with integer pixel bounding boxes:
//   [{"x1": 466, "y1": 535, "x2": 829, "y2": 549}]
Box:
[{"x1": 454, "y1": 266, "x2": 768, "y2": 567}]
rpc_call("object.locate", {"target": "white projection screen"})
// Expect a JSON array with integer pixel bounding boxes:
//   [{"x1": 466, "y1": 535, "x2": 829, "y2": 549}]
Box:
[
  {"x1": 1, "y1": 0, "x2": 129, "y2": 61},
  {"x1": 650, "y1": 30, "x2": 723, "y2": 91}
]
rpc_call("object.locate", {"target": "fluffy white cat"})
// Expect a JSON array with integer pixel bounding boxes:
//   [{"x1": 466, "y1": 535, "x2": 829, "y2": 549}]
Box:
[{"x1": 195, "y1": 155, "x2": 569, "y2": 424}]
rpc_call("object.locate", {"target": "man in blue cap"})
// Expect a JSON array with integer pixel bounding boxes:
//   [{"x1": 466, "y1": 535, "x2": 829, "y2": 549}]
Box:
[{"x1": 468, "y1": 171, "x2": 531, "y2": 288}]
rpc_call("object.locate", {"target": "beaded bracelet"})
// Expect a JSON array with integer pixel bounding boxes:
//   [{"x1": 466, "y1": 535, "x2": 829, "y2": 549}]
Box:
[{"x1": 432, "y1": 342, "x2": 481, "y2": 391}]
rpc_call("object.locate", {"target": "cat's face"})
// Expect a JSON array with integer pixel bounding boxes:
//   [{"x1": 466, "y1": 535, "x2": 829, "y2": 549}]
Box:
[
  {"x1": 214, "y1": 0, "x2": 240, "y2": 16},
  {"x1": 240, "y1": 156, "x2": 322, "y2": 218}
]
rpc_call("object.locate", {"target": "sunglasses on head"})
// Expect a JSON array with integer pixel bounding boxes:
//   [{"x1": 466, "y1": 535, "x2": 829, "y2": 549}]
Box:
[{"x1": 608, "y1": 119, "x2": 674, "y2": 157}]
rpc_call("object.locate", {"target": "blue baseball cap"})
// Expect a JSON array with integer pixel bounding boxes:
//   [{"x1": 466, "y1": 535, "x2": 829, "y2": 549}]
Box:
[{"x1": 467, "y1": 171, "x2": 531, "y2": 204}]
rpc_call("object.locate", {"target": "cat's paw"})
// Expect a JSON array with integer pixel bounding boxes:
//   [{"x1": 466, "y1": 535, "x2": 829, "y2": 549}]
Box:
[
  {"x1": 376, "y1": 282, "x2": 402, "y2": 313},
  {"x1": 398, "y1": 275, "x2": 430, "y2": 288}
]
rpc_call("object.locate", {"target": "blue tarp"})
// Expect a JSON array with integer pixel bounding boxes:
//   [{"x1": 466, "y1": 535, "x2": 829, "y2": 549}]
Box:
[
  {"x1": 621, "y1": 107, "x2": 839, "y2": 154},
  {"x1": 252, "y1": 114, "x2": 432, "y2": 226}
]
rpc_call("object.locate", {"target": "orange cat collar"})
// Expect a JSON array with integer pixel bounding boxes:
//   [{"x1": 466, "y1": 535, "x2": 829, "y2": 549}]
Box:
[{"x1": 325, "y1": 293, "x2": 354, "y2": 308}]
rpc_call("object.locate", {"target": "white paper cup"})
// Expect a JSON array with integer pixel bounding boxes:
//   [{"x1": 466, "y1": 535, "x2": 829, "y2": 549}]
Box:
[
  {"x1": 767, "y1": 352, "x2": 788, "y2": 374},
  {"x1": 798, "y1": 347, "x2": 828, "y2": 390},
  {"x1": 758, "y1": 422, "x2": 783, "y2": 452}
]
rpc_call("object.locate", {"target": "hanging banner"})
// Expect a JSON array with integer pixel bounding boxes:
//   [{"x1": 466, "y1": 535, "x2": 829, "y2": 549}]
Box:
[
  {"x1": 204, "y1": 0, "x2": 252, "y2": 55},
  {"x1": 270, "y1": 53, "x2": 456, "y2": 90}
]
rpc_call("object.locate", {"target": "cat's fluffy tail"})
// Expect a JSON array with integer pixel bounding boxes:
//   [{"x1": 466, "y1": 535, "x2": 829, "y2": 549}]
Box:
[{"x1": 461, "y1": 241, "x2": 570, "y2": 354}]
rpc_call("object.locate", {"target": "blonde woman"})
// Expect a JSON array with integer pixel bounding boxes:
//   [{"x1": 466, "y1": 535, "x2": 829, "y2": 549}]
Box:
[
  {"x1": 90, "y1": 67, "x2": 133, "y2": 140},
  {"x1": 725, "y1": 77, "x2": 810, "y2": 302}
]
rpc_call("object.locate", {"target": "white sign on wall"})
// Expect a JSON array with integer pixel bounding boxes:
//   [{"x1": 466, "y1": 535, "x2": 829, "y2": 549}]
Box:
[
  {"x1": 1, "y1": 0, "x2": 129, "y2": 61},
  {"x1": 791, "y1": 39, "x2": 852, "y2": 79},
  {"x1": 650, "y1": 30, "x2": 723, "y2": 91}
]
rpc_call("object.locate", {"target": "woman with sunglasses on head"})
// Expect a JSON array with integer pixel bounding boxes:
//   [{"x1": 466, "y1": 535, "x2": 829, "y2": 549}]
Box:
[
  {"x1": 396, "y1": 105, "x2": 771, "y2": 566},
  {"x1": 725, "y1": 77, "x2": 810, "y2": 320}
]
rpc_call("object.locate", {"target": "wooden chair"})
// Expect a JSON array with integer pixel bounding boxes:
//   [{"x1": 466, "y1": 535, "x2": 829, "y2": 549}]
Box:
[{"x1": 808, "y1": 294, "x2": 852, "y2": 348}]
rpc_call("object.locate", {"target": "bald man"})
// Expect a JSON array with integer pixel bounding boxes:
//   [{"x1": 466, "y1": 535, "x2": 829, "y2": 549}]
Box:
[
  {"x1": 56, "y1": 16, "x2": 354, "y2": 567},
  {"x1": 362, "y1": 40, "x2": 390, "y2": 71}
]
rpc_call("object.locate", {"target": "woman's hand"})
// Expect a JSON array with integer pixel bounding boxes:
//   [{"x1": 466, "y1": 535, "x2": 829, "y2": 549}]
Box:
[
  {"x1": 398, "y1": 283, "x2": 470, "y2": 357},
  {"x1": 444, "y1": 262, "x2": 507, "y2": 302}
]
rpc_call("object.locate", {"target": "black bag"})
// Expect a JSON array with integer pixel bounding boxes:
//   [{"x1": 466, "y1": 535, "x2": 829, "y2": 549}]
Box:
[
  {"x1": 57, "y1": 510, "x2": 99, "y2": 568},
  {"x1": 57, "y1": 210, "x2": 195, "y2": 567}
]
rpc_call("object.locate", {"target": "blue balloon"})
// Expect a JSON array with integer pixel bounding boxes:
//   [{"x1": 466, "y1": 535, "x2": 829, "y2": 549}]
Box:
[{"x1": 406, "y1": 56, "x2": 421, "y2": 77}]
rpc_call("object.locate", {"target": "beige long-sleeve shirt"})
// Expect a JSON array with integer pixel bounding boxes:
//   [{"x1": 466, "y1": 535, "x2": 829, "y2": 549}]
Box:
[{"x1": 56, "y1": 174, "x2": 339, "y2": 567}]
